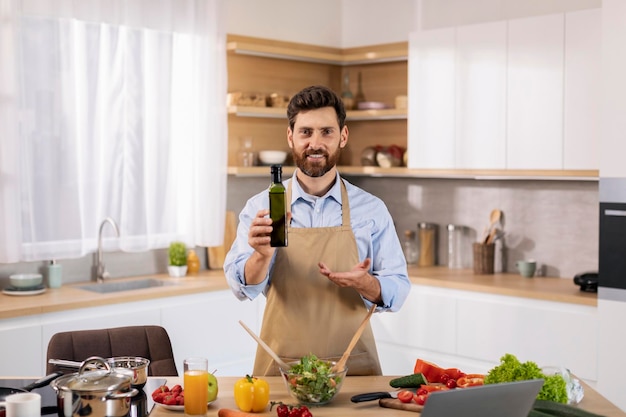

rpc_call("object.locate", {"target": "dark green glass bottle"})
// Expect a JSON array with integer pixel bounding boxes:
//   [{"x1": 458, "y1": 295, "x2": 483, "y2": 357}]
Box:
[{"x1": 269, "y1": 164, "x2": 287, "y2": 247}]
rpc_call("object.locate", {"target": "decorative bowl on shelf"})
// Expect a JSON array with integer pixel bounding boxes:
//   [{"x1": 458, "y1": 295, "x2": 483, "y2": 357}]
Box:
[
  {"x1": 10, "y1": 273, "x2": 43, "y2": 289},
  {"x1": 258, "y1": 150, "x2": 287, "y2": 165}
]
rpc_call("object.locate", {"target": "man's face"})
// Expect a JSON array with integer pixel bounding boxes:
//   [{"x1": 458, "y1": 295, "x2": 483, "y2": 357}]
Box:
[{"x1": 287, "y1": 107, "x2": 347, "y2": 178}]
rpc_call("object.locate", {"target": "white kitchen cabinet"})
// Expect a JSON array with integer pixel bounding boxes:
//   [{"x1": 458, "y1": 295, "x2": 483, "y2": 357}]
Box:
[
  {"x1": 408, "y1": 27, "x2": 456, "y2": 169},
  {"x1": 563, "y1": 8, "x2": 601, "y2": 170},
  {"x1": 0, "y1": 315, "x2": 42, "y2": 376},
  {"x1": 506, "y1": 14, "x2": 564, "y2": 169},
  {"x1": 0, "y1": 291, "x2": 265, "y2": 378},
  {"x1": 372, "y1": 284, "x2": 598, "y2": 382},
  {"x1": 455, "y1": 21, "x2": 507, "y2": 169}
]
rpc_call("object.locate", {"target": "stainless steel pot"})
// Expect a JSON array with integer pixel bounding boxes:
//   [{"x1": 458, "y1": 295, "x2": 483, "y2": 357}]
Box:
[
  {"x1": 49, "y1": 356, "x2": 150, "y2": 389},
  {"x1": 51, "y1": 357, "x2": 138, "y2": 417}
]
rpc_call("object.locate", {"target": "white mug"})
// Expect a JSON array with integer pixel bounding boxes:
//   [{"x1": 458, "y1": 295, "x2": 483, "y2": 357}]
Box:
[{"x1": 0, "y1": 393, "x2": 41, "y2": 417}]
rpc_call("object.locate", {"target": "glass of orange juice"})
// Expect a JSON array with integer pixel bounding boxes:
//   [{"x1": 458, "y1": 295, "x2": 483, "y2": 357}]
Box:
[{"x1": 184, "y1": 357, "x2": 209, "y2": 416}]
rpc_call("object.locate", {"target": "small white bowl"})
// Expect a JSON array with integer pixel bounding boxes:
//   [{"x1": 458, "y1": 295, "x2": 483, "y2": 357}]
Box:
[
  {"x1": 258, "y1": 150, "x2": 287, "y2": 165},
  {"x1": 10, "y1": 273, "x2": 43, "y2": 289}
]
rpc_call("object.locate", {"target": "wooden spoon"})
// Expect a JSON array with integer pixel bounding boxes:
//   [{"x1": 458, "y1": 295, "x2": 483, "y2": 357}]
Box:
[
  {"x1": 331, "y1": 304, "x2": 377, "y2": 373},
  {"x1": 483, "y1": 209, "x2": 502, "y2": 243},
  {"x1": 238, "y1": 320, "x2": 290, "y2": 371}
]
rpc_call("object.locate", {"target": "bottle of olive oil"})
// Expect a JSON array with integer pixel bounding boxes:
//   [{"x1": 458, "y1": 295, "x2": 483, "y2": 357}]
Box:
[{"x1": 269, "y1": 164, "x2": 287, "y2": 247}]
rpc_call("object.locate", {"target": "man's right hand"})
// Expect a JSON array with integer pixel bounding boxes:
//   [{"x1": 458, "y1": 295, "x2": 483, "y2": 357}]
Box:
[{"x1": 248, "y1": 209, "x2": 274, "y2": 258}]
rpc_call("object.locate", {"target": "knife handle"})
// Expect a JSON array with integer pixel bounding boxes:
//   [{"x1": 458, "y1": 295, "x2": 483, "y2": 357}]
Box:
[{"x1": 350, "y1": 392, "x2": 393, "y2": 403}]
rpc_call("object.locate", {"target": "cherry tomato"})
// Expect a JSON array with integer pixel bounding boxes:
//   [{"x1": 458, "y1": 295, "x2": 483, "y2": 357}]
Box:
[
  {"x1": 397, "y1": 390, "x2": 415, "y2": 403},
  {"x1": 445, "y1": 379, "x2": 457, "y2": 389},
  {"x1": 439, "y1": 374, "x2": 450, "y2": 383},
  {"x1": 416, "y1": 388, "x2": 429, "y2": 396},
  {"x1": 414, "y1": 393, "x2": 428, "y2": 406}
]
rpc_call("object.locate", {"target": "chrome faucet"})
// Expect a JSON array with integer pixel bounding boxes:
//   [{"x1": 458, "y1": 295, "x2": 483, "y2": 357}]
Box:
[{"x1": 96, "y1": 217, "x2": 120, "y2": 283}]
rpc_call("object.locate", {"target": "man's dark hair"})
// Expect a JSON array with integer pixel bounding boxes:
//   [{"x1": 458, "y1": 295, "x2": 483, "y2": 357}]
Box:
[{"x1": 287, "y1": 85, "x2": 346, "y2": 131}]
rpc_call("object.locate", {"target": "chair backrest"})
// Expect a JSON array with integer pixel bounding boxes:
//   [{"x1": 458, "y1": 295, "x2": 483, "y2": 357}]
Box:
[{"x1": 46, "y1": 325, "x2": 178, "y2": 376}]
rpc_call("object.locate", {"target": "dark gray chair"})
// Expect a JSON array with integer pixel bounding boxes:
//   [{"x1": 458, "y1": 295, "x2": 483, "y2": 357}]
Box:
[{"x1": 46, "y1": 325, "x2": 178, "y2": 376}]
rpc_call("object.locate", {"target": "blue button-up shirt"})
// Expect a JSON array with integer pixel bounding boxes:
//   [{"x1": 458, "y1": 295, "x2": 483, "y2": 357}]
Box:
[{"x1": 223, "y1": 171, "x2": 410, "y2": 312}]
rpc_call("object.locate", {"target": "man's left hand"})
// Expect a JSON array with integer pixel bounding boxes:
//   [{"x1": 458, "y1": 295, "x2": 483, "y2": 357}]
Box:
[{"x1": 318, "y1": 258, "x2": 382, "y2": 304}]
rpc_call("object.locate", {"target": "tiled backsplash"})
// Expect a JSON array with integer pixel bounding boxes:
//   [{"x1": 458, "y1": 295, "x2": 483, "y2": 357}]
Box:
[{"x1": 0, "y1": 175, "x2": 598, "y2": 285}]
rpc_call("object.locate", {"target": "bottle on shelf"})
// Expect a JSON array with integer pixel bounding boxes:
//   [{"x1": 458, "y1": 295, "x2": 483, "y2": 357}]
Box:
[
  {"x1": 238, "y1": 136, "x2": 256, "y2": 167},
  {"x1": 402, "y1": 230, "x2": 419, "y2": 265},
  {"x1": 187, "y1": 249, "x2": 200, "y2": 274},
  {"x1": 354, "y1": 71, "x2": 366, "y2": 109},
  {"x1": 341, "y1": 71, "x2": 355, "y2": 110},
  {"x1": 269, "y1": 164, "x2": 287, "y2": 247},
  {"x1": 48, "y1": 259, "x2": 62, "y2": 288}
]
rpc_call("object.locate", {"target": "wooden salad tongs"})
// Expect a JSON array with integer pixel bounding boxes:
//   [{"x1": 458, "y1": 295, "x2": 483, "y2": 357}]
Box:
[
  {"x1": 331, "y1": 304, "x2": 377, "y2": 373},
  {"x1": 238, "y1": 320, "x2": 290, "y2": 370}
]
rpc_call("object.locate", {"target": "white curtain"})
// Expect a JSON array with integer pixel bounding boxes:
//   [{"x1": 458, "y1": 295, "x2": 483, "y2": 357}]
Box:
[{"x1": 0, "y1": 0, "x2": 228, "y2": 263}]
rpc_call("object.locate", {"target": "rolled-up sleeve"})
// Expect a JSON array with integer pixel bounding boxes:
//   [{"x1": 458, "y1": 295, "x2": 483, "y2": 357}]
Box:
[{"x1": 223, "y1": 191, "x2": 274, "y2": 301}]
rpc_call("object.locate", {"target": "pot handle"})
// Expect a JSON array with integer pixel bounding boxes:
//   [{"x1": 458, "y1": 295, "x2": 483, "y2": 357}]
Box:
[
  {"x1": 79, "y1": 357, "x2": 110, "y2": 376},
  {"x1": 106, "y1": 388, "x2": 139, "y2": 400}
]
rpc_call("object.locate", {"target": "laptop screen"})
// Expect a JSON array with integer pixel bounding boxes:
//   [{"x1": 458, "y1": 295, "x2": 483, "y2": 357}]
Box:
[{"x1": 421, "y1": 379, "x2": 544, "y2": 417}]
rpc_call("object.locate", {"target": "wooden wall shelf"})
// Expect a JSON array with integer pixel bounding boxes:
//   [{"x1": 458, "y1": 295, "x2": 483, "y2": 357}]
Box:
[
  {"x1": 228, "y1": 106, "x2": 407, "y2": 121},
  {"x1": 227, "y1": 35, "x2": 408, "y2": 65},
  {"x1": 227, "y1": 166, "x2": 599, "y2": 181}
]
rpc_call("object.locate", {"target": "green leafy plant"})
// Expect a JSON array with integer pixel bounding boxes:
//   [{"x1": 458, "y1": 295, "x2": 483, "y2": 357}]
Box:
[{"x1": 168, "y1": 241, "x2": 187, "y2": 266}]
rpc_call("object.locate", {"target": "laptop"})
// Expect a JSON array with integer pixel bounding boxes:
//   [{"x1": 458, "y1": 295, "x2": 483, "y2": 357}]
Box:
[{"x1": 421, "y1": 379, "x2": 544, "y2": 417}]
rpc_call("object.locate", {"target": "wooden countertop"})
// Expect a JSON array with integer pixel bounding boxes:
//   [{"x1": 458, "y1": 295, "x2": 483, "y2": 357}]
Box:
[
  {"x1": 150, "y1": 376, "x2": 625, "y2": 417},
  {"x1": 0, "y1": 267, "x2": 595, "y2": 320}
]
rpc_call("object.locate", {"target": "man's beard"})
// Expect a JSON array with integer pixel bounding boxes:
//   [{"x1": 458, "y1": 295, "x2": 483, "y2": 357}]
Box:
[{"x1": 292, "y1": 145, "x2": 341, "y2": 177}]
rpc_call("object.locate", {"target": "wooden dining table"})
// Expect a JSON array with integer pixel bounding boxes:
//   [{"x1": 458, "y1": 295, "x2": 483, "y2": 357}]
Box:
[{"x1": 147, "y1": 375, "x2": 626, "y2": 417}]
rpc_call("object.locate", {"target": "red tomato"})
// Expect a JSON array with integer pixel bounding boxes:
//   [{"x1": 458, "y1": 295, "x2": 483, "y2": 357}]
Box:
[
  {"x1": 445, "y1": 379, "x2": 457, "y2": 389},
  {"x1": 456, "y1": 374, "x2": 485, "y2": 388},
  {"x1": 397, "y1": 390, "x2": 414, "y2": 403},
  {"x1": 413, "y1": 393, "x2": 428, "y2": 406}
]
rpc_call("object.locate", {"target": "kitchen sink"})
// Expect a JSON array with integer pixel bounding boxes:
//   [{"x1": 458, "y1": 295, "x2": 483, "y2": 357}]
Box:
[{"x1": 77, "y1": 278, "x2": 176, "y2": 294}]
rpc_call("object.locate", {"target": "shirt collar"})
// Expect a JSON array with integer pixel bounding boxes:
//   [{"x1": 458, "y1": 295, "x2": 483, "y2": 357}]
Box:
[{"x1": 290, "y1": 169, "x2": 342, "y2": 206}]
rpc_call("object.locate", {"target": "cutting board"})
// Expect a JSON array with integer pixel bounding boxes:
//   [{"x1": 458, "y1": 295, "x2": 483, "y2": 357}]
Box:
[
  {"x1": 379, "y1": 398, "x2": 423, "y2": 413},
  {"x1": 207, "y1": 210, "x2": 237, "y2": 269}
]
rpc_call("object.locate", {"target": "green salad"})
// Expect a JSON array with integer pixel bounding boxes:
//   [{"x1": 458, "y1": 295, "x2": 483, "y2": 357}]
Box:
[{"x1": 283, "y1": 354, "x2": 344, "y2": 404}]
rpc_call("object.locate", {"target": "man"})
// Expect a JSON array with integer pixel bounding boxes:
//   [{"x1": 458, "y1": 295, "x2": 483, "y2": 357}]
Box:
[{"x1": 224, "y1": 85, "x2": 410, "y2": 376}]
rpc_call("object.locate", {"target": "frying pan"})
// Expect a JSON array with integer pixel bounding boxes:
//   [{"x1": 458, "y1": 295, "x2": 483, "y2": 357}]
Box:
[{"x1": 0, "y1": 372, "x2": 63, "y2": 417}]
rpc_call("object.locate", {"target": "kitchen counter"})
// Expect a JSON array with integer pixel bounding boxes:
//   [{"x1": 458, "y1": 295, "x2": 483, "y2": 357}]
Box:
[
  {"x1": 150, "y1": 375, "x2": 625, "y2": 417},
  {"x1": 0, "y1": 267, "x2": 594, "y2": 320}
]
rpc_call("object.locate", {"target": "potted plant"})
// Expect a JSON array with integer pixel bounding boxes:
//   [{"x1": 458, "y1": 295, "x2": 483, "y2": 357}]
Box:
[{"x1": 168, "y1": 241, "x2": 188, "y2": 277}]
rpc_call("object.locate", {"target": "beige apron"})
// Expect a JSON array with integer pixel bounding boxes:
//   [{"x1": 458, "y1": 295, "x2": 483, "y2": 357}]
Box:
[{"x1": 253, "y1": 179, "x2": 382, "y2": 376}]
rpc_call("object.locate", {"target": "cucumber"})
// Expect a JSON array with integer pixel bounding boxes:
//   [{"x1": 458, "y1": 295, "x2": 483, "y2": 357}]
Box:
[
  {"x1": 532, "y1": 400, "x2": 606, "y2": 417},
  {"x1": 389, "y1": 373, "x2": 427, "y2": 388}
]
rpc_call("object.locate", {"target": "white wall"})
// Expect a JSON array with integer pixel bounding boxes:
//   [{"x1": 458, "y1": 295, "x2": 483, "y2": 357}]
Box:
[
  {"x1": 222, "y1": 0, "x2": 415, "y2": 48},
  {"x1": 420, "y1": 0, "x2": 601, "y2": 29},
  {"x1": 340, "y1": 0, "x2": 416, "y2": 47},
  {"x1": 223, "y1": 0, "x2": 342, "y2": 47}
]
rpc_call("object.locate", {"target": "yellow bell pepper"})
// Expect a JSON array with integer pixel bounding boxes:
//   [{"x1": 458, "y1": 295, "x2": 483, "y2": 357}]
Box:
[{"x1": 234, "y1": 375, "x2": 270, "y2": 412}]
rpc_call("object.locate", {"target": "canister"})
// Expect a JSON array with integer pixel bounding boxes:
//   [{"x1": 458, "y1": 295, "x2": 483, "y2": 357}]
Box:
[
  {"x1": 447, "y1": 224, "x2": 469, "y2": 269},
  {"x1": 417, "y1": 222, "x2": 438, "y2": 267}
]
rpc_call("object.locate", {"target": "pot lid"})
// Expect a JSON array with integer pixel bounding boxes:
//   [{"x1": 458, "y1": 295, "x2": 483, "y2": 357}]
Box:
[{"x1": 52, "y1": 356, "x2": 131, "y2": 393}]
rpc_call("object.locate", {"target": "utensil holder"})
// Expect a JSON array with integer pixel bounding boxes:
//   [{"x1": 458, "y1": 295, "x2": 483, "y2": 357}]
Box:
[{"x1": 473, "y1": 243, "x2": 495, "y2": 274}]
